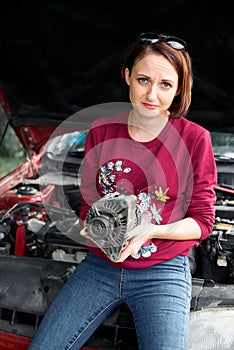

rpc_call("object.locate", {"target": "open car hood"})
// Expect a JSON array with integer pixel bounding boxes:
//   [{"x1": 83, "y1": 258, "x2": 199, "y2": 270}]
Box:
[{"x1": 0, "y1": 2, "x2": 234, "y2": 151}]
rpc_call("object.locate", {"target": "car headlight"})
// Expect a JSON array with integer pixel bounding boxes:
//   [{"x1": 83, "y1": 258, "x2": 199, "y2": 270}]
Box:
[{"x1": 189, "y1": 307, "x2": 234, "y2": 349}]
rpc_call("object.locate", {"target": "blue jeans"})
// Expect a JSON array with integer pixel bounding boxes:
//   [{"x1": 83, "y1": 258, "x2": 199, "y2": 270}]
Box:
[{"x1": 28, "y1": 252, "x2": 191, "y2": 350}]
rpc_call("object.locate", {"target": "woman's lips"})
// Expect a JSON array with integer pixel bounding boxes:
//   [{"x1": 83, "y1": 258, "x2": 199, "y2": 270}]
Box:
[{"x1": 143, "y1": 102, "x2": 158, "y2": 110}]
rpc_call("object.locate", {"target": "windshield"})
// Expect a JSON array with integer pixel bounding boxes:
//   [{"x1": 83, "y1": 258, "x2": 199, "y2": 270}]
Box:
[
  {"x1": 45, "y1": 130, "x2": 88, "y2": 158},
  {"x1": 0, "y1": 108, "x2": 26, "y2": 179},
  {"x1": 210, "y1": 131, "x2": 234, "y2": 161}
]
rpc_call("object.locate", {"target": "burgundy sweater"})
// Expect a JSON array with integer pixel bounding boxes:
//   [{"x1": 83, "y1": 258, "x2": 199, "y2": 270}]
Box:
[{"x1": 79, "y1": 112, "x2": 217, "y2": 269}]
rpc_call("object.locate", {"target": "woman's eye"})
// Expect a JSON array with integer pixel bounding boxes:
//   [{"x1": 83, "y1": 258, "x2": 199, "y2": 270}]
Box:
[
  {"x1": 162, "y1": 82, "x2": 172, "y2": 88},
  {"x1": 138, "y1": 77, "x2": 149, "y2": 84}
]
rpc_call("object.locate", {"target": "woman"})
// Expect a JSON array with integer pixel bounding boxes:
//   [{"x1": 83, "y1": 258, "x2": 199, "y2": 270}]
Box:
[{"x1": 29, "y1": 32, "x2": 217, "y2": 350}]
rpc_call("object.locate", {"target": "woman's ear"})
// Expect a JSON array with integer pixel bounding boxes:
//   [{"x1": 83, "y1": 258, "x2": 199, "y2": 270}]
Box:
[{"x1": 125, "y1": 68, "x2": 131, "y2": 86}]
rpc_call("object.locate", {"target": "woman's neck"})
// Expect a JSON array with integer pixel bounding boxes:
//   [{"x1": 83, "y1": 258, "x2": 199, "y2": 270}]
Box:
[{"x1": 128, "y1": 110, "x2": 169, "y2": 142}]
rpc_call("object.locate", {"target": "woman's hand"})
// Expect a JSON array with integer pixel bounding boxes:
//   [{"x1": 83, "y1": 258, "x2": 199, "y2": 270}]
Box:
[{"x1": 116, "y1": 223, "x2": 156, "y2": 262}]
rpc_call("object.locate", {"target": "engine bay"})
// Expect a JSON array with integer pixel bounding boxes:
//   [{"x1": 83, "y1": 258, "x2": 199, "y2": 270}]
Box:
[
  {"x1": 0, "y1": 160, "x2": 234, "y2": 349},
  {"x1": 1, "y1": 163, "x2": 234, "y2": 274}
]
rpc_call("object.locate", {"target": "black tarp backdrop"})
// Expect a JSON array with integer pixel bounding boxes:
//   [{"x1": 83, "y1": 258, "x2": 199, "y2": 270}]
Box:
[{"x1": 0, "y1": 1, "x2": 233, "y2": 129}]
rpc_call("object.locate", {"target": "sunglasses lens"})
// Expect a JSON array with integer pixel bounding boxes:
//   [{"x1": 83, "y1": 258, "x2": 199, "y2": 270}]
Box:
[
  {"x1": 139, "y1": 32, "x2": 159, "y2": 45},
  {"x1": 167, "y1": 41, "x2": 185, "y2": 50},
  {"x1": 139, "y1": 32, "x2": 157, "y2": 39},
  {"x1": 140, "y1": 38, "x2": 159, "y2": 44}
]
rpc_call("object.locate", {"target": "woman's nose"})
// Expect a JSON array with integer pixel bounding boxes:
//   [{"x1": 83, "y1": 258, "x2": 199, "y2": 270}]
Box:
[{"x1": 146, "y1": 84, "x2": 158, "y2": 101}]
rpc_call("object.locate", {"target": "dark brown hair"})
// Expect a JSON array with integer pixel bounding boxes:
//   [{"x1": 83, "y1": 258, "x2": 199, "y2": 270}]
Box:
[{"x1": 121, "y1": 38, "x2": 193, "y2": 118}]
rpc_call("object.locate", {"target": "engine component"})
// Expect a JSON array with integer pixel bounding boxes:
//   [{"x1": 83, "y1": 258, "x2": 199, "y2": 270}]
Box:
[
  {"x1": 205, "y1": 217, "x2": 234, "y2": 258},
  {"x1": 200, "y1": 217, "x2": 234, "y2": 283},
  {"x1": 86, "y1": 194, "x2": 141, "y2": 262}
]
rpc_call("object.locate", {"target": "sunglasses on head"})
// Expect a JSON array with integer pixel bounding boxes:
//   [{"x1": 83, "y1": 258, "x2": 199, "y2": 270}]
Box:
[{"x1": 138, "y1": 32, "x2": 187, "y2": 50}]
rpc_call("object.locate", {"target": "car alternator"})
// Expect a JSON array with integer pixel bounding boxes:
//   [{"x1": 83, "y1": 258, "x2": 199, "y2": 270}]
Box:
[{"x1": 86, "y1": 194, "x2": 141, "y2": 262}]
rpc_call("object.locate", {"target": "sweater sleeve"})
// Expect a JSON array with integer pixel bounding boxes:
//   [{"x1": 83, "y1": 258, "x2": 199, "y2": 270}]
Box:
[{"x1": 185, "y1": 129, "x2": 217, "y2": 240}]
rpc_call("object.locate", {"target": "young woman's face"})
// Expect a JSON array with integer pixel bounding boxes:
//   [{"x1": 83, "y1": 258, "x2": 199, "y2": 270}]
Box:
[{"x1": 125, "y1": 53, "x2": 179, "y2": 118}]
